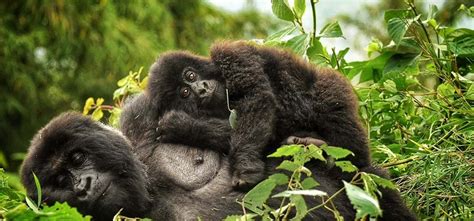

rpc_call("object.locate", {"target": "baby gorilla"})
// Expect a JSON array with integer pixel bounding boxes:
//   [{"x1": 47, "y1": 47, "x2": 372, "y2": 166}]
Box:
[
  {"x1": 148, "y1": 41, "x2": 370, "y2": 188},
  {"x1": 20, "y1": 112, "x2": 151, "y2": 220}
]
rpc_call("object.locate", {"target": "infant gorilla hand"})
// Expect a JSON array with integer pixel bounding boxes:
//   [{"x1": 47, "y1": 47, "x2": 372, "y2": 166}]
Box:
[
  {"x1": 231, "y1": 156, "x2": 266, "y2": 190},
  {"x1": 156, "y1": 110, "x2": 194, "y2": 143}
]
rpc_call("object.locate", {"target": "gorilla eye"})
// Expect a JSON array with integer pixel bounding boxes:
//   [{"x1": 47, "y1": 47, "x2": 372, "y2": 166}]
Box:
[
  {"x1": 180, "y1": 87, "x2": 191, "y2": 98},
  {"x1": 70, "y1": 151, "x2": 86, "y2": 167},
  {"x1": 185, "y1": 70, "x2": 197, "y2": 82}
]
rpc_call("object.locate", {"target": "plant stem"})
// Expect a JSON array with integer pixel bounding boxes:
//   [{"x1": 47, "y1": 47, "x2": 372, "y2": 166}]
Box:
[{"x1": 310, "y1": 0, "x2": 317, "y2": 40}]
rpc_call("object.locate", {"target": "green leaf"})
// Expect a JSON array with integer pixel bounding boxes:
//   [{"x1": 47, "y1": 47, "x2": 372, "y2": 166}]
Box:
[
  {"x1": 301, "y1": 177, "x2": 320, "y2": 189},
  {"x1": 369, "y1": 174, "x2": 398, "y2": 190},
  {"x1": 307, "y1": 144, "x2": 326, "y2": 162},
  {"x1": 243, "y1": 179, "x2": 277, "y2": 215},
  {"x1": 272, "y1": 0, "x2": 294, "y2": 21},
  {"x1": 25, "y1": 196, "x2": 39, "y2": 213},
  {"x1": 318, "y1": 21, "x2": 343, "y2": 38},
  {"x1": 285, "y1": 34, "x2": 309, "y2": 55},
  {"x1": 383, "y1": 80, "x2": 398, "y2": 93},
  {"x1": 224, "y1": 214, "x2": 257, "y2": 221},
  {"x1": 437, "y1": 83, "x2": 455, "y2": 97},
  {"x1": 265, "y1": 25, "x2": 297, "y2": 43},
  {"x1": 268, "y1": 173, "x2": 289, "y2": 185},
  {"x1": 32, "y1": 172, "x2": 41, "y2": 208},
  {"x1": 387, "y1": 17, "x2": 414, "y2": 46},
  {"x1": 290, "y1": 195, "x2": 307, "y2": 220},
  {"x1": 445, "y1": 28, "x2": 474, "y2": 56},
  {"x1": 384, "y1": 9, "x2": 411, "y2": 22},
  {"x1": 269, "y1": 145, "x2": 303, "y2": 157},
  {"x1": 293, "y1": 0, "x2": 306, "y2": 19},
  {"x1": 465, "y1": 84, "x2": 474, "y2": 100},
  {"x1": 277, "y1": 160, "x2": 300, "y2": 172},
  {"x1": 322, "y1": 146, "x2": 354, "y2": 160},
  {"x1": 343, "y1": 181, "x2": 382, "y2": 219},
  {"x1": 335, "y1": 161, "x2": 358, "y2": 172}
]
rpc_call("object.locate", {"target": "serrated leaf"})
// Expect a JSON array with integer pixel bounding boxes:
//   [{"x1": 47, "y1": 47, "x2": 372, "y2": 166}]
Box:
[
  {"x1": 344, "y1": 181, "x2": 382, "y2": 219},
  {"x1": 291, "y1": 194, "x2": 307, "y2": 220},
  {"x1": 293, "y1": 0, "x2": 306, "y2": 19},
  {"x1": 445, "y1": 28, "x2": 474, "y2": 56},
  {"x1": 243, "y1": 179, "x2": 277, "y2": 215},
  {"x1": 369, "y1": 174, "x2": 398, "y2": 190},
  {"x1": 277, "y1": 160, "x2": 300, "y2": 172},
  {"x1": 318, "y1": 21, "x2": 343, "y2": 38},
  {"x1": 335, "y1": 161, "x2": 358, "y2": 172},
  {"x1": 272, "y1": 0, "x2": 294, "y2": 21},
  {"x1": 301, "y1": 177, "x2": 319, "y2": 189},
  {"x1": 82, "y1": 97, "x2": 95, "y2": 115},
  {"x1": 269, "y1": 145, "x2": 303, "y2": 157},
  {"x1": 322, "y1": 146, "x2": 354, "y2": 159},
  {"x1": 268, "y1": 173, "x2": 289, "y2": 185},
  {"x1": 307, "y1": 144, "x2": 326, "y2": 162}
]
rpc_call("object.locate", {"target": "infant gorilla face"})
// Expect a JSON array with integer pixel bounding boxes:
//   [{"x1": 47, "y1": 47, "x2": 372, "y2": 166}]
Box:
[
  {"x1": 21, "y1": 113, "x2": 151, "y2": 220},
  {"x1": 148, "y1": 51, "x2": 228, "y2": 118}
]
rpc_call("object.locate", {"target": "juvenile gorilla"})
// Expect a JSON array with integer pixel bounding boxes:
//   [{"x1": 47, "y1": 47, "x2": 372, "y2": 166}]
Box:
[{"x1": 148, "y1": 41, "x2": 370, "y2": 187}]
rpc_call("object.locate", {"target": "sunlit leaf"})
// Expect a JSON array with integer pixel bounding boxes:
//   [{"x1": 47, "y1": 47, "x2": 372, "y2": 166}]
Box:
[
  {"x1": 318, "y1": 21, "x2": 343, "y2": 38},
  {"x1": 82, "y1": 97, "x2": 95, "y2": 115},
  {"x1": 271, "y1": 0, "x2": 294, "y2": 21},
  {"x1": 335, "y1": 161, "x2": 358, "y2": 172},
  {"x1": 343, "y1": 181, "x2": 382, "y2": 219},
  {"x1": 293, "y1": 0, "x2": 306, "y2": 19},
  {"x1": 276, "y1": 160, "x2": 300, "y2": 172},
  {"x1": 268, "y1": 145, "x2": 303, "y2": 157},
  {"x1": 322, "y1": 146, "x2": 354, "y2": 160}
]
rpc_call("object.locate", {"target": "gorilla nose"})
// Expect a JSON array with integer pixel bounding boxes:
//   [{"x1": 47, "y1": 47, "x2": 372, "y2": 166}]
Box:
[{"x1": 75, "y1": 175, "x2": 94, "y2": 199}]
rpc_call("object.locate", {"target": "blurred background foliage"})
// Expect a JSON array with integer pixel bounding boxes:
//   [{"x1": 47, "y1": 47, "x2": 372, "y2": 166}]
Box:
[{"x1": 0, "y1": 0, "x2": 279, "y2": 170}]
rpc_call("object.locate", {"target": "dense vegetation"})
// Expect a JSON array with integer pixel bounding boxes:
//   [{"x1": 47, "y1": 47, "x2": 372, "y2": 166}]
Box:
[{"x1": 1, "y1": 0, "x2": 473, "y2": 220}]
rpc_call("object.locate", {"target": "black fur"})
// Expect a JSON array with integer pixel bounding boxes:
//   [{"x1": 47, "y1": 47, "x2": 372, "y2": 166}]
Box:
[{"x1": 20, "y1": 112, "x2": 151, "y2": 220}]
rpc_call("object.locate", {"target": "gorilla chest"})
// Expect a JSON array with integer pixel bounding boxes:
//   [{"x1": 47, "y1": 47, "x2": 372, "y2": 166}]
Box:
[{"x1": 150, "y1": 144, "x2": 221, "y2": 190}]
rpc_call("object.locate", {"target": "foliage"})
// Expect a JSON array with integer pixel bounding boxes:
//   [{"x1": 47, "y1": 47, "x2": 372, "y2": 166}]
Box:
[
  {"x1": 0, "y1": 169, "x2": 90, "y2": 220},
  {"x1": 260, "y1": 0, "x2": 473, "y2": 220},
  {"x1": 0, "y1": 0, "x2": 280, "y2": 171}
]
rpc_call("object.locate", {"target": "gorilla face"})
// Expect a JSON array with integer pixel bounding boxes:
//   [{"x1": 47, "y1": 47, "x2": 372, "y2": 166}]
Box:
[
  {"x1": 20, "y1": 113, "x2": 151, "y2": 220},
  {"x1": 147, "y1": 51, "x2": 228, "y2": 119}
]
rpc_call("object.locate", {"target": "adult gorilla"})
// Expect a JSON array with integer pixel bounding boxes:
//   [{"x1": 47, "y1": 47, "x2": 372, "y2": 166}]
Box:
[{"x1": 21, "y1": 112, "x2": 356, "y2": 220}]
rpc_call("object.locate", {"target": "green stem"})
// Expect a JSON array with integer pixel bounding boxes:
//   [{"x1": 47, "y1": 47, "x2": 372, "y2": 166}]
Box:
[{"x1": 310, "y1": 0, "x2": 317, "y2": 40}]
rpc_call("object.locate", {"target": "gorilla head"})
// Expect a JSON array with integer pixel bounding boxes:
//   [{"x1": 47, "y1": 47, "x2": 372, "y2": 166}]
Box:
[
  {"x1": 147, "y1": 51, "x2": 228, "y2": 119},
  {"x1": 20, "y1": 112, "x2": 151, "y2": 220}
]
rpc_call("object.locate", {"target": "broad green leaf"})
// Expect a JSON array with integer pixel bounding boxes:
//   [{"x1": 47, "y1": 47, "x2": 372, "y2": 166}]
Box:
[
  {"x1": 307, "y1": 144, "x2": 326, "y2": 162},
  {"x1": 285, "y1": 34, "x2": 309, "y2": 55},
  {"x1": 269, "y1": 145, "x2": 303, "y2": 157},
  {"x1": 387, "y1": 17, "x2": 414, "y2": 46},
  {"x1": 384, "y1": 9, "x2": 411, "y2": 22},
  {"x1": 301, "y1": 177, "x2": 320, "y2": 189},
  {"x1": 343, "y1": 181, "x2": 382, "y2": 219},
  {"x1": 290, "y1": 195, "x2": 307, "y2": 220},
  {"x1": 445, "y1": 28, "x2": 474, "y2": 56},
  {"x1": 382, "y1": 53, "x2": 420, "y2": 76},
  {"x1": 243, "y1": 179, "x2": 277, "y2": 215},
  {"x1": 293, "y1": 0, "x2": 306, "y2": 19},
  {"x1": 268, "y1": 173, "x2": 289, "y2": 185},
  {"x1": 383, "y1": 80, "x2": 398, "y2": 93},
  {"x1": 318, "y1": 21, "x2": 343, "y2": 38},
  {"x1": 277, "y1": 160, "x2": 300, "y2": 172},
  {"x1": 335, "y1": 161, "x2": 358, "y2": 172},
  {"x1": 369, "y1": 174, "x2": 398, "y2": 190},
  {"x1": 322, "y1": 146, "x2": 354, "y2": 159},
  {"x1": 265, "y1": 25, "x2": 297, "y2": 43},
  {"x1": 82, "y1": 97, "x2": 95, "y2": 115},
  {"x1": 272, "y1": 0, "x2": 294, "y2": 21},
  {"x1": 437, "y1": 83, "x2": 455, "y2": 97}
]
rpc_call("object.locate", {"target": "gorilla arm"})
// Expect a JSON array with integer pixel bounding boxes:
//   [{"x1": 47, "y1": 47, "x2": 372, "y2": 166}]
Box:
[{"x1": 211, "y1": 42, "x2": 278, "y2": 188}]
